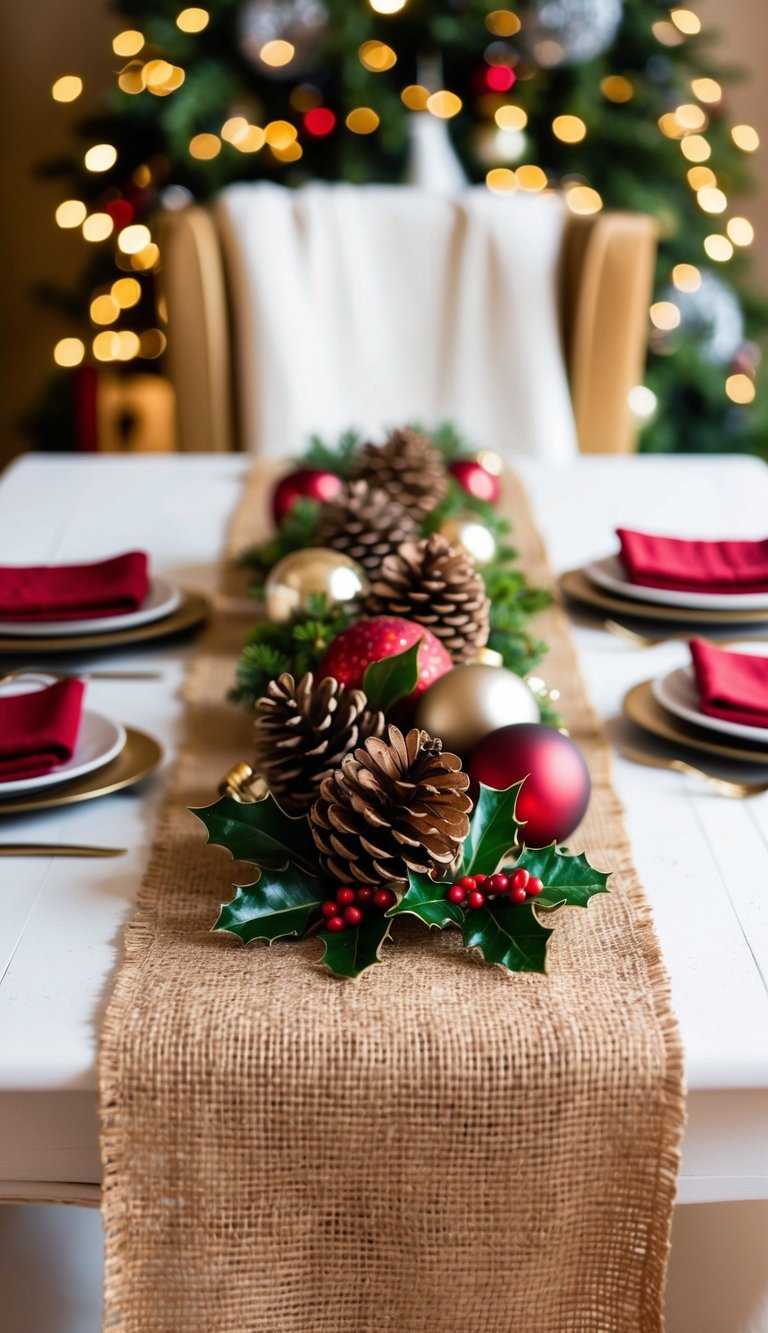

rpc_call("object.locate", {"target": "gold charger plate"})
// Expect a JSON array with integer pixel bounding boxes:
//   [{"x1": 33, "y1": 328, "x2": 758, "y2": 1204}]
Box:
[
  {"x1": 623, "y1": 680, "x2": 768, "y2": 765},
  {"x1": 0, "y1": 590, "x2": 209, "y2": 657},
  {"x1": 0, "y1": 726, "x2": 163, "y2": 815},
  {"x1": 560, "y1": 568, "x2": 768, "y2": 627}
]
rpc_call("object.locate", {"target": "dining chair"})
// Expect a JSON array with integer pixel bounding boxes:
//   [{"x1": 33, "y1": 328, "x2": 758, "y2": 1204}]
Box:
[{"x1": 160, "y1": 184, "x2": 657, "y2": 457}]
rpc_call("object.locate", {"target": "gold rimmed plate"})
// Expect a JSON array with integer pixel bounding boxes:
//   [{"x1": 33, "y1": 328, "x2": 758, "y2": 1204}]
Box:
[
  {"x1": 0, "y1": 726, "x2": 163, "y2": 815},
  {"x1": 623, "y1": 680, "x2": 768, "y2": 765},
  {"x1": 560, "y1": 568, "x2": 768, "y2": 627},
  {"x1": 0, "y1": 590, "x2": 209, "y2": 657}
]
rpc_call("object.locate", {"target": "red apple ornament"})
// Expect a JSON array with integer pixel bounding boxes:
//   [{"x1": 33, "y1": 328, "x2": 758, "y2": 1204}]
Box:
[
  {"x1": 271, "y1": 468, "x2": 342, "y2": 526},
  {"x1": 448, "y1": 458, "x2": 501, "y2": 505},
  {"x1": 467, "y1": 722, "x2": 590, "y2": 847},
  {"x1": 317, "y1": 617, "x2": 452, "y2": 703}
]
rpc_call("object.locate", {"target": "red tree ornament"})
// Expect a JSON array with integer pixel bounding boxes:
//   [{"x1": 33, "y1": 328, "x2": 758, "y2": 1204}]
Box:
[
  {"x1": 317, "y1": 616, "x2": 452, "y2": 701},
  {"x1": 272, "y1": 468, "x2": 343, "y2": 526},
  {"x1": 448, "y1": 458, "x2": 501, "y2": 505},
  {"x1": 467, "y1": 722, "x2": 590, "y2": 847}
]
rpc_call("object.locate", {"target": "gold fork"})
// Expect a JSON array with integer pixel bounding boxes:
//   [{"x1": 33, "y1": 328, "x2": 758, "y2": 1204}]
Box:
[
  {"x1": 0, "y1": 668, "x2": 161, "y2": 685},
  {"x1": 604, "y1": 620, "x2": 768, "y2": 650},
  {"x1": 619, "y1": 745, "x2": 768, "y2": 798}
]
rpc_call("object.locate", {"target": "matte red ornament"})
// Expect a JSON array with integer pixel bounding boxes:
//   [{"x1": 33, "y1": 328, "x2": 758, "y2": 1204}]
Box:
[
  {"x1": 271, "y1": 468, "x2": 343, "y2": 526},
  {"x1": 467, "y1": 722, "x2": 591, "y2": 847},
  {"x1": 448, "y1": 458, "x2": 501, "y2": 505},
  {"x1": 317, "y1": 617, "x2": 452, "y2": 702}
]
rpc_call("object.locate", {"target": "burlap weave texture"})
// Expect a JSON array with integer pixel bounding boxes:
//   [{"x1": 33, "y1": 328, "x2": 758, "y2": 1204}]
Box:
[{"x1": 100, "y1": 466, "x2": 684, "y2": 1332}]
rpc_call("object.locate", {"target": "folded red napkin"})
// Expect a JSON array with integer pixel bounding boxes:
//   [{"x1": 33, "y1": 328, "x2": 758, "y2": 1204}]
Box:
[
  {"x1": 0, "y1": 679, "x2": 85, "y2": 780},
  {"x1": 0, "y1": 552, "x2": 150, "y2": 622},
  {"x1": 617, "y1": 528, "x2": 768, "y2": 594},
  {"x1": 690, "y1": 638, "x2": 768, "y2": 729}
]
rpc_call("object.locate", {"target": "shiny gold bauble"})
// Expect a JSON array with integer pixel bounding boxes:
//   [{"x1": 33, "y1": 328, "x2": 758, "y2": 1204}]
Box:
[
  {"x1": 414, "y1": 662, "x2": 540, "y2": 757},
  {"x1": 438, "y1": 512, "x2": 498, "y2": 567},
  {"x1": 264, "y1": 547, "x2": 368, "y2": 622}
]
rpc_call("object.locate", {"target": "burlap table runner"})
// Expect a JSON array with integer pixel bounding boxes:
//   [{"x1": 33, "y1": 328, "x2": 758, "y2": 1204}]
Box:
[{"x1": 100, "y1": 465, "x2": 685, "y2": 1332}]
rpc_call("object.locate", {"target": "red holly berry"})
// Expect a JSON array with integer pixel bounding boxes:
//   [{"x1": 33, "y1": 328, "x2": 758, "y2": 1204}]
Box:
[
  {"x1": 459, "y1": 876, "x2": 477, "y2": 890},
  {"x1": 447, "y1": 884, "x2": 466, "y2": 904},
  {"x1": 325, "y1": 915, "x2": 346, "y2": 932},
  {"x1": 509, "y1": 886, "x2": 527, "y2": 905},
  {"x1": 336, "y1": 887, "x2": 356, "y2": 906},
  {"x1": 356, "y1": 887, "x2": 374, "y2": 904},
  {"x1": 321, "y1": 900, "x2": 339, "y2": 919},
  {"x1": 373, "y1": 888, "x2": 396, "y2": 910},
  {"x1": 488, "y1": 873, "x2": 510, "y2": 895},
  {"x1": 467, "y1": 890, "x2": 486, "y2": 910},
  {"x1": 511, "y1": 868, "x2": 529, "y2": 891},
  {"x1": 526, "y1": 876, "x2": 544, "y2": 897},
  {"x1": 343, "y1": 906, "x2": 363, "y2": 927},
  {"x1": 474, "y1": 874, "x2": 488, "y2": 886}
]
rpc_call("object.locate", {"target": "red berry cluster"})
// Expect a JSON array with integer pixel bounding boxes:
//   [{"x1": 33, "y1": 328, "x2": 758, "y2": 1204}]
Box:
[
  {"x1": 446, "y1": 868, "x2": 543, "y2": 910},
  {"x1": 320, "y1": 885, "x2": 397, "y2": 933}
]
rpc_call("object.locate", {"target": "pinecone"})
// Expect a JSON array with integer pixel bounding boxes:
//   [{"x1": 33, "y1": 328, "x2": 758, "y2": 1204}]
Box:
[
  {"x1": 310, "y1": 725, "x2": 472, "y2": 887},
  {"x1": 315, "y1": 480, "x2": 418, "y2": 577},
  {"x1": 364, "y1": 533, "x2": 490, "y2": 664},
  {"x1": 349, "y1": 427, "x2": 448, "y2": 521},
  {"x1": 254, "y1": 673, "x2": 384, "y2": 817}
]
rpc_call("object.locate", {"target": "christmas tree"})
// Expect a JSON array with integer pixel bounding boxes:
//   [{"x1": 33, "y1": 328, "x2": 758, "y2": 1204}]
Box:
[{"x1": 34, "y1": 0, "x2": 767, "y2": 455}]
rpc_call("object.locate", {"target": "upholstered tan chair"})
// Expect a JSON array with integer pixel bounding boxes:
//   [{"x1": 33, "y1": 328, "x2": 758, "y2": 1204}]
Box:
[{"x1": 160, "y1": 199, "x2": 656, "y2": 456}]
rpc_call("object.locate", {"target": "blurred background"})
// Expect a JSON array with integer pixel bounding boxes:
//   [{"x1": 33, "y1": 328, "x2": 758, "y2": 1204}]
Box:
[{"x1": 1, "y1": 0, "x2": 766, "y2": 468}]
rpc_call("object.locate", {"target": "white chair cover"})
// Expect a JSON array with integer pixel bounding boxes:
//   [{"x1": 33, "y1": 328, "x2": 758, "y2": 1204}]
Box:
[{"x1": 215, "y1": 182, "x2": 579, "y2": 460}]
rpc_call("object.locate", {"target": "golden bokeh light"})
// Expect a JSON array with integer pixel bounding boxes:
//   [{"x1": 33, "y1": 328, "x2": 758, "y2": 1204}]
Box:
[
  {"x1": 112, "y1": 277, "x2": 142, "y2": 308},
  {"x1": 652, "y1": 20, "x2": 684, "y2": 45},
  {"x1": 90, "y1": 295, "x2": 120, "y2": 325},
  {"x1": 680, "y1": 134, "x2": 710, "y2": 162},
  {"x1": 233, "y1": 126, "x2": 266, "y2": 152},
  {"x1": 566, "y1": 185, "x2": 603, "y2": 215},
  {"x1": 697, "y1": 186, "x2": 727, "y2": 214},
  {"x1": 118, "y1": 223, "x2": 152, "y2": 254},
  {"x1": 486, "y1": 9, "x2": 521, "y2": 36},
  {"x1": 133, "y1": 164, "x2": 152, "y2": 187},
  {"x1": 601, "y1": 75, "x2": 634, "y2": 102},
  {"x1": 131, "y1": 243, "x2": 161, "y2": 271},
  {"x1": 495, "y1": 104, "x2": 527, "y2": 131},
  {"x1": 189, "y1": 132, "x2": 221, "y2": 159},
  {"x1": 52, "y1": 76, "x2": 83, "y2": 103},
  {"x1": 675, "y1": 103, "x2": 706, "y2": 131},
  {"x1": 552, "y1": 114, "x2": 586, "y2": 143},
  {"x1": 732, "y1": 124, "x2": 760, "y2": 152},
  {"x1": 93, "y1": 331, "x2": 121, "y2": 362},
  {"x1": 426, "y1": 90, "x2": 462, "y2": 119},
  {"x1": 113, "y1": 30, "x2": 144, "y2": 57},
  {"x1": 486, "y1": 168, "x2": 517, "y2": 193},
  {"x1": 176, "y1": 7, "x2": 209, "y2": 32},
  {"x1": 401, "y1": 85, "x2": 430, "y2": 111},
  {"x1": 56, "y1": 200, "x2": 87, "y2": 229},
  {"x1": 359, "y1": 40, "x2": 397, "y2": 72},
  {"x1": 691, "y1": 77, "x2": 721, "y2": 103},
  {"x1": 54, "y1": 338, "x2": 85, "y2": 368},
  {"x1": 516, "y1": 164, "x2": 548, "y2": 192},
  {"x1": 265, "y1": 120, "x2": 297, "y2": 149},
  {"x1": 139, "y1": 329, "x2": 168, "y2": 359},
  {"x1": 222, "y1": 116, "x2": 249, "y2": 144},
  {"x1": 118, "y1": 62, "x2": 146, "y2": 95},
  {"x1": 260, "y1": 39, "x2": 295, "y2": 67},
  {"x1": 116, "y1": 330, "x2": 141, "y2": 360},
  {"x1": 687, "y1": 165, "x2": 716, "y2": 190},
  {"x1": 704, "y1": 234, "x2": 733, "y2": 262},
  {"x1": 672, "y1": 263, "x2": 702, "y2": 292},
  {"x1": 82, "y1": 213, "x2": 114, "y2": 242},
  {"x1": 650, "y1": 301, "x2": 681, "y2": 331},
  {"x1": 271, "y1": 140, "x2": 303, "y2": 162},
  {"x1": 725, "y1": 373, "x2": 756, "y2": 404},
  {"x1": 370, "y1": 0, "x2": 405, "y2": 11},
  {"x1": 84, "y1": 143, "x2": 117, "y2": 172},
  {"x1": 670, "y1": 8, "x2": 701, "y2": 35},
  {"x1": 658, "y1": 113, "x2": 684, "y2": 140},
  {"x1": 346, "y1": 107, "x2": 380, "y2": 134},
  {"x1": 727, "y1": 216, "x2": 755, "y2": 247}
]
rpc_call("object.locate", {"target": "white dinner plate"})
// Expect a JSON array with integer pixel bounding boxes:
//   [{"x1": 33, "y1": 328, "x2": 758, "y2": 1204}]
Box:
[
  {"x1": 652, "y1": 643, "x2": 768, "y2": 744},
  {"x1": 0, "y1": 577, "x2": 181, "y2": 637},
  {"x1": 586, "y1": 554, "x2": 768, "y2": 613},
  {"x1": 0, "y1": 710, "x2": 127, "y2": 795}
]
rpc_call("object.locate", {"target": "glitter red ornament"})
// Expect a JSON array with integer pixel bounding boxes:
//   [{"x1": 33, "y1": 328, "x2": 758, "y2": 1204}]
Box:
[
  {"x1": 271, "y1": 468, "x2": 343, "y2": 527},
  {"x1": 317, "y1": 616, "x2": 452, "y2": 702},
  {"x1": 448, "y1": 458, "x2": 501, "y2": 505},
  {"x1": 467, "y1": 722, "x2": 591, "y2": 847}
]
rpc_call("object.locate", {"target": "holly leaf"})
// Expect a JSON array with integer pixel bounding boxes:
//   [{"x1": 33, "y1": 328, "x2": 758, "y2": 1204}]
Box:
[
  {"x1": 459, "y1": 781, "x2": 525, "y2": 877},
  {"x1": 515, "y1": 845, "x2": 610, "y2": 910},
  {"x1": 387, "y1": 869, "x2": 463, "y2": 929},
  {"x1": 214, "y1": 865, "x2": 324, "y2": 944},
  {"x1": 362, "y1": 640, "x2": 421, "y2": 713},
  {"x1": 190, "y1": 794, "x2": 318, "y2": 874},
  {"x1": 317, "y1": 914, "x2": 392, "y2": 979},
  {"x1": 462, "y1": 899, "x2": 552, "y2": 974}
]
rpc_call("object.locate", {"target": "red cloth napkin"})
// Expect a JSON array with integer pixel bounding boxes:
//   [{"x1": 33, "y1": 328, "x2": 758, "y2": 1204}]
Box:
[
  {"x1": 0, "y1": 552, "x2": 149, "y2": 622},
  {"x1": 617, "y1": 528, "x2": 768, "y2": 594},
  {"x1": 0, "y1": 679, "x2": 85, "y2": 780},
  {"x1": 690, "y1": 638, "x2": 768, "y2": 729}
]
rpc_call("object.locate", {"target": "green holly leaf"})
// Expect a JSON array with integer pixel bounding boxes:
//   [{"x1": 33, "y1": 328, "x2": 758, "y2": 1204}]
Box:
[
  {"x1": 459, "y1": 781, "x2": 525, "y2": 877},
  {"x1": 462, "y1": 899, "x2": 552, "y2": 974},
  {"x1": 317, "y1": 914, "x2": 392, "y2": 979},
  {"x1": 190, "y1": 794, "x2": 318, "y2": 874},
  {"x1": 515, "y1": 845, "x2": 610, "y2": 910},
  {"x1": 362, "y1": 640, "x2": 421, "y2": 713},
  {"x1": 387, "y1": 869, "x2": 463, "y2": 929},
  {"x1": 214, "y1": 865, "x2": 324, "y2": 944}
]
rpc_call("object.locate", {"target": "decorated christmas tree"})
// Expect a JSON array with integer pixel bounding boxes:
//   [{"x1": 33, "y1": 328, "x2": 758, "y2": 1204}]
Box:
[{"x1": 34, "y1": 0, "x2": 767, "y2": 454}]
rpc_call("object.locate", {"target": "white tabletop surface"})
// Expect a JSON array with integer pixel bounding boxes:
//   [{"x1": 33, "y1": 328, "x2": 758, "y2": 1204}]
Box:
[{"x1": 1, "y1": 451, "x2": 767, "y2": 1205}]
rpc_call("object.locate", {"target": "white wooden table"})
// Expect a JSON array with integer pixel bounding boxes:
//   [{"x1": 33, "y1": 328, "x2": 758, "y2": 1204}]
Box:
[{"x1": 1, "y1": 452, "x2": 767, "y2": 1215}]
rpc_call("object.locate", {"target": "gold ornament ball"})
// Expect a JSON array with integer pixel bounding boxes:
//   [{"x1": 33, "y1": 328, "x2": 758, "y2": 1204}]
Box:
[
  {"x1": 438, "y1": 513, "x2": 498, "y2": 567},
  {"x1": 265, "y1": 547, "x2": 368, "y2": 622},
  {"x1": 414, "y1": 662, "x2": 540, "y2": 757}
]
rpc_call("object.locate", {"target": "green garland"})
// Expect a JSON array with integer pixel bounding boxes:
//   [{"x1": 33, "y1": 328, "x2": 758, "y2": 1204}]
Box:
[{"x1": 234, "y1": 425, "x2": 561, "y2": 724}]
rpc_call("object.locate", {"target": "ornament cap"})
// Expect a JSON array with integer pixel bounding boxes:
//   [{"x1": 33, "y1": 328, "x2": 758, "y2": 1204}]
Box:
[{"x1": 218, "y1": 762, "x2": 267, "y2": 804}]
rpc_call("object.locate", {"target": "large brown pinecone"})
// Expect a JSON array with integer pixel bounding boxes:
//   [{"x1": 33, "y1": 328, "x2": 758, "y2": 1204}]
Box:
[
  {"x1": 254, "y1": 673, "x2": 384, "y2": 816},
  {"x1": 315, "y1": 480, "x2": 418, "y2": 577},
  {"x1": 364, "y1": 533, "x2": 490, "y2": 664},
  {"x1": 310, "y1": 725, "x2": 472, "y2": 886},
  {"x1": 349, "y1": 427, "x2": 448, "y2": 521}
]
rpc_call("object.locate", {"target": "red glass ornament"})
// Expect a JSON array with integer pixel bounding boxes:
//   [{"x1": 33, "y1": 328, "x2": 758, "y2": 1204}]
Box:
[
  {"x1": 304, "y1": 107, "x2": 336, "y2": 137},
  {"x1": 271, "y1": 468, "x2": 342, "y2": 526},
  {"x1": 467, "y1": 723, "x2": 590, "y2": 847},
  {"x1": 317, "y1": 617, "x2": 452, "y2": 701},
  {"x1": 448, "y1": 458, "x2": 501, "y2": 505}
]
